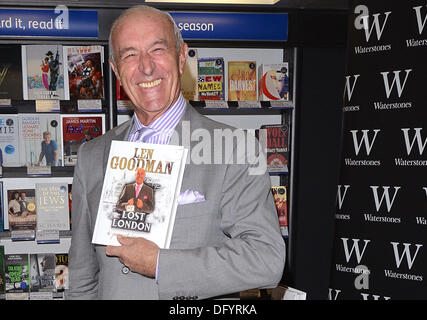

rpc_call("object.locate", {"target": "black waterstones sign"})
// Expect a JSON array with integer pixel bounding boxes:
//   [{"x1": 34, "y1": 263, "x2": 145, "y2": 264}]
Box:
[{"x1": 329, "y1": 0, "x2": 427, "y2": 300}]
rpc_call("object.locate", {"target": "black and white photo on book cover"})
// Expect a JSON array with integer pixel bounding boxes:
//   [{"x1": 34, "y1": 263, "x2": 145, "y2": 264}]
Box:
[{"x1": 92, "y1": 141, "x2": 188, "y2": 248}]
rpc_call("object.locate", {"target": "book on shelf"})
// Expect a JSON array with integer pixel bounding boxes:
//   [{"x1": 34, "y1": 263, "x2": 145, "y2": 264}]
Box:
[
  {"x1": 29, "y1": 253, "x2": 55, "y2": 300},
  {"x1": 181, "y1": 48, "x2": 198, "y2": 101},
  {"x1": 0, "y1": 246, "x2": 4, "y2": 300},
  {"x1": 116, "y1": 78, "x2": 133, "y2": 112},
  {"x1": 0, "y1": 45, "x2": 23, "y2": 100},
  {"x1": 22, "y1": 44, "x2": 65, "y2": 100},
  {"x1": 271, "y1": 186, "x2": 288, "y2": 237},
  {"x1": 61, "y1": 114, "x2": 105, "y2": 166},
  {"x1": 198, "y1": 57, "x2": 225, "y2": 101},
  {"x1": 0, "y1": 114, "x2": 20, "y2": 167},
  {"x1": 258, "y1": 63, "x2": 289, "y2": 101},
  {"x1": 54, "y1": 253, "x2": 69, "y2": 299},
  {"x1": 228, "y1": 61, "x2": 257, "y2": 101},
  {"x1": 36, "y1": 183, "x2": 70, "y2": 231},
  {"x1": 18, "y1": 113, "x2": 62, "y2": 167},
  {"x1": 0, "y1": 182, "x2": 3, "y2": 232},
  {"x1": 5, "y1": 253, "x2": 30, "y2": 300},
  {"x1": 63, "y1": 45, "x2": 105, "y2": 100},
  {"x1": 92, "y1": 141, "x2": 188, "y2": 247}
]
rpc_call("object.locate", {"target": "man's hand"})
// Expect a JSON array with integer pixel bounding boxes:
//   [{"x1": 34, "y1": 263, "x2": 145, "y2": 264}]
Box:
[
  {"x1": 105, "y1": 235, "x2": 159, "y2": 278},
  {"x1": 136, "y1": 198, "x2": 143, "y2": 208}
]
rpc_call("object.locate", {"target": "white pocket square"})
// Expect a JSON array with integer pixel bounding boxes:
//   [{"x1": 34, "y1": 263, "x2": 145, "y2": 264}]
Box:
[{"x1": 178, "y1": 189, "x2": 205, "y2": 205}]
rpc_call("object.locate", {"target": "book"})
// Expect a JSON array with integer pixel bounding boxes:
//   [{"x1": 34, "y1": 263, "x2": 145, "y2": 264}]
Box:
[
  {"x1": 0, "y1": 45, "x2": 23, "y2": 100},
  {"x1": 63, "y1": 45, "x2": 105, "y2": 100},
  {"x1": 92, "y1": 141, "x2": 188, "y2": 247},
  {"x1": 258, "y1": 63, "x2": 289, "y2": 101},
  {"x1": 0, "y1": 114, "x2": 20, "y2": 167},
  {"x1": 116, "y1": 78, "x2": 133, "y2": 112},
  {"x1": 181, "y1": 48, "x2": 198, "y2": 101},
  {"x1": 36, "y1": 183, "x2": 70, "y2": 231},
  {"x1": 271, "y1": 186, "x2": 288, "y2": 237},
  {"x1": 61, "y1": 114, "x2": 105, "y2": 166},
  {"x1": 258, "y1": 114, "x2": 291, "y2": 174},
  {"x1": 54, "y1": 253, "x2": 68, "y2": 299},
  {"x1": 22, "y1": 44, "x2": 65, "y2": 100},
  {"x1": 6, "y1": 187, "x2": 37, "y2": 241},
  {"x1": 228, "y1": 61, "x2": 257, "y2": 101},
  {"x1": 271, "y1": 285, "x2": 306, "y2": 300},
  {"x1": 29, "y1": 253, "x2": 55, "y2": 300},
  {"x1": 0, "y1": 182, "x2": 3, "y2": 232},
  {"x1": 0, "y1": 246, "x2": 5, "y2": 300},
  {"x1": 5, "y1": 253, "x2": 29, "y2": 300},
  {"x1": 18, "y1": 113, "x2": 62, "y2": 167},
  {"x1": 198, "y1": 57, "x2": 225, "y2": 101}
]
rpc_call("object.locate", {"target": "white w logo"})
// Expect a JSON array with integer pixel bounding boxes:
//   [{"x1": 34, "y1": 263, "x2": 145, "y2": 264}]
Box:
[
  {"x1": 390, "y1": 242, "x2": 423, "y2": 270},
  {"x1": 337, "y1": 185, "x2": 350, "y2": 210},
  {"x1": 380, "y1": 69, "x2": 412, "y2": 98},
  {"x1": 401, "y1": 128, "x2": 427, "y2": 155},
  {"x1": 370, "y1": 186, "x2": 401, "y2": 212},
  {"x1": 341, "y1": 238, "x2": 370, "y2": 263},
  {"x1": 413, "y1": 5, "x2": 427, "y2": 35},
  {"x1": 350, "y1": 129, "x2": 380, "y2": 156},
  {"x1": 344, "y1": 75, "x2": 360, "y2": 101},
  {"x1": 361, "y1": 11, "x2": 391, "y2": 41}
]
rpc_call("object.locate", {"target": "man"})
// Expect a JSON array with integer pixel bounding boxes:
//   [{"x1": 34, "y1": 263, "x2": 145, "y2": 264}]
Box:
[
  {"x1": 116, "y1": 167, "x2": 154, "y2": 214},
  {"x1": 37, "y1": 131, "x2": 58, "y2": 166},
  {"x1": 67, "y1": 5, "x2": 285, "y2": 300}
]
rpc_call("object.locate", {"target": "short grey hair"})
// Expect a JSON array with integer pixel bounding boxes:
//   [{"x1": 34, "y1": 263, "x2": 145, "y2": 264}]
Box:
[{"x1": 109, "y1": 5, "x2": 184, "y2": 66}]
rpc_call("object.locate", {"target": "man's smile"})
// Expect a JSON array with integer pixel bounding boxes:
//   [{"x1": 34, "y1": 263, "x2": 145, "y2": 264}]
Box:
[{"x1": 138, "y1": 79, "x2": 162, "y2": 88}]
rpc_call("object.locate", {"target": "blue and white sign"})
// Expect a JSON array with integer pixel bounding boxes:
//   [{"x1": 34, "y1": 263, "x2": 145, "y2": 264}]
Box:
[
  {"x1": 0, "y1": 8, "x2": 98, "y2": 38},
  {"x1": 170, "y1": 12, "x2": 288, "y2": 41}
]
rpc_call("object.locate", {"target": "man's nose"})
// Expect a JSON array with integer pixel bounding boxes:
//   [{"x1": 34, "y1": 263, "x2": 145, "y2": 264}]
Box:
[{"x1": 138, "y1": 52, "x2": 154, "y2": 75}]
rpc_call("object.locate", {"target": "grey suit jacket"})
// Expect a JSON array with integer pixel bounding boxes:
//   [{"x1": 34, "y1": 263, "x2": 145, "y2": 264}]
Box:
[{"x1": 66, "y1": 103, "x2": 286, "y2": 300}]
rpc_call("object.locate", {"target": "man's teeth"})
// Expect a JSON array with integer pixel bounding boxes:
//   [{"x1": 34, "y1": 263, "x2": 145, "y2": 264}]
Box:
[{"x1": 139, "y1": 79, "x2": 161, "y2": 88}]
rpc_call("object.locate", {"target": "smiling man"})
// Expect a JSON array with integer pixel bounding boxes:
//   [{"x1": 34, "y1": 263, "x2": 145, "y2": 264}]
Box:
[{"x1": 66, "y1": 5, "x2": 285, "y2": 300}]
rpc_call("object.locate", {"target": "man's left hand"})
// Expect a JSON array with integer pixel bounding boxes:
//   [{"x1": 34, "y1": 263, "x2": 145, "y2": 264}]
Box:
[{"x1": 105, "y1": 235, "x2": 159, "y2": 278}]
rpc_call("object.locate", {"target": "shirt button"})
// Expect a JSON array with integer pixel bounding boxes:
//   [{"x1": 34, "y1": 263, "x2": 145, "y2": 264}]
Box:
[{"x1": 122, "y1": 266, "x2": 130, "y2": 274}]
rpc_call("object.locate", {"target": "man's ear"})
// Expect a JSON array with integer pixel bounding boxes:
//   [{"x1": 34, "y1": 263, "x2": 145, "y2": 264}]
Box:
[
  {"x1": 109, "y1": 58, "x2": 121, "y2": 85},
  {"x1": 178, "y1": 42, "x2": 189, "y2": 76}
]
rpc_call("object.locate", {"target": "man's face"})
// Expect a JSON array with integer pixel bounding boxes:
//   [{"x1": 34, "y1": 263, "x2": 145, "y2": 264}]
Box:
[
  {"x1": 135, "y1": 168, "x2": 145, "y2": 185},
  {"x1": 43, "y1": 134, "x2": 51, "y2": 144},
  {"x1": 110, "y1": 11, "x2": 188, "y2": 124},
  {"x1": 21, "y1": 193, "x2": 26, "y2": 200}
]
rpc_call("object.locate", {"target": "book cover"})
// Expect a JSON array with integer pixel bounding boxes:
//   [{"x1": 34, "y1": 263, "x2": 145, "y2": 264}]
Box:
[
  {"x1": 6, "y1": 188, "x2": 37, "y2": 241},
  {"x1": 18, "y1": 113, "x2": 62, "y2": 167},
  {"x1": 0, "y1": 45, "x2": 23, "y2": 100},
  {"x1": 54, "y1": 253, "x2": 68, "y2": 299},
  {"x1": 228, "y1": 61, "x2": 257, "y2": 101},
  {"x1": 29, "y1": 253, "x2": 55, "y2": 300},
  {"x1": 5, "y1": 253, "x2": 29, "y2": 300},
  {"x1": 181, "y1": 48, "x2": 198, "y2": 101},
  {"x1": 258, "y1": 63, "x2": 289, "y2": 101},
  {"x1": 0, "y1": 182, "x2": 3, "y2": 232},
  {"x1": 198, "y1": 57, "x2": 225, "y2": 101},
  {"x1": 63, "y1": 45, "x2": 104, "y2": 100},
  {"x1": 92, "y1": 141, "x2": 188, "y2": 247},
  {"x1": 1, "y1": 177, "x2": 73, "y2": 231},
  {"x1": 61, "y1": 114, "x2": 105, "y2": 166},
  {"x1": 22, "y1": 45, "x2": 65, "y2": 100},
  {"x1": 116, "y1": 78, "x2": 133, "y2": 112},
  {"x1": 36, "y1": 183, "x2": 70, "y2": 231},
  {"x1": 259, "y1": 114, "x2": 291, "y2": 174},
  {"x1": 0, "y1": 114, "x2": 20, "y2": 167},
  {"x1": 0, "y1": 246, "x2": 5, "y2": 300},
  {"x1": 271, "y1": 186, "x2": 288, "y2": 237}
]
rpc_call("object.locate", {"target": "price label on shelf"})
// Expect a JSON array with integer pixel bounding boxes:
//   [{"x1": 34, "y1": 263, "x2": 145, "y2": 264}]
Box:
[{"x1": 237, "y1": 101, "x2": 262, "y2": 109}]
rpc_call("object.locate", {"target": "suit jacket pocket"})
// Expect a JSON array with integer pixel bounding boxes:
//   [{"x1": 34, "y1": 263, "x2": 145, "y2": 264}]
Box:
[{"x1": 175, "y1": 200, "x2": 212, "y2": 219}]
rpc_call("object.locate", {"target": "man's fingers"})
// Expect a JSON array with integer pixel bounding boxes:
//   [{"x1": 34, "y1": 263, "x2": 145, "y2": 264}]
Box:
[{"x1": 105, "y1": 244, "x2": 121, "y2": 257}]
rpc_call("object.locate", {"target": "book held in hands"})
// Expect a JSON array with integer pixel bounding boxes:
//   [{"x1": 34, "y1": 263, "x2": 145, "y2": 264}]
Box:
[{"x1": 92, "y1": 141, "x2": 188, "y2": 248}]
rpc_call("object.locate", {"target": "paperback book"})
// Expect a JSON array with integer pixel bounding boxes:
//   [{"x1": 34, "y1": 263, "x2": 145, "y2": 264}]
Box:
[
  {"x1": 63, "y1": 45, "x2": 104, "y2": 100},
  {"x1": 18, "y1": 113, "x2": 62, "y2": 167},
  {"x1": 0, "y1": 114, "x2": 20, "y2": 167},
  {"x1": 198, "y1": 57, "x2": 225, "y2": 101},
  {"x1": 36, "y1": 183, "x2": 70, "y2": 231},
  {"x1": 54, "y1": 253, "x2": 69, "y2": 299},
  {"x1": 258, "y1": 63, "x2": 289, "y2": 101},
  {"x1": 29, "y1": 253, "x2": 55, "y2": 300},
  {"x1": 0, "y1": 45, "x2": 23, "y2": 100},
  {"x1": 22, "y1": 45, "x2": 65, "y2": 100},
  {"x1": 228, "y1": 61, "x2": 257, "y2": 101},
  {"x1": 6, "y1": 188, "x2": 37, "y2": 241},
  {"x1": 116, "y1": 78, "x2": 133, "y2": 112},
  {"x1": 5, "y1": 253, "x2": 29, "y2": 300},
  {"x1": 92, "y1": 141, "x2": 188, "y2": 247},
  {"x1": 271, "y1": 186, "x2": 288, "y2": 237},
  {"x1": 61, "y1": 114, "x2": 105, "y2": 166},
  {"x1": 181, "y1": 48, "x2": 198, "y2": 101}
]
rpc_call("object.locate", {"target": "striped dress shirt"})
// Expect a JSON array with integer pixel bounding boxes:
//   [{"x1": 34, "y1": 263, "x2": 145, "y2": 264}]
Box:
[{"x1": 127, "y1": 94, "x2": 186, "y2": 144}]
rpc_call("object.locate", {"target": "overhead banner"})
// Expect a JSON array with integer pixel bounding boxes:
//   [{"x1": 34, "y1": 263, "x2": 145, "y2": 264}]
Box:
[
  {"x1": 170, "y1": 12, "x2": 288, "y2": 41},
  {"x1": 329, "y1": 0, "x2": 427, "y2": 300},
  {"x1": 0, "y1": 8, "x2": 98, "y2": 38}
]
